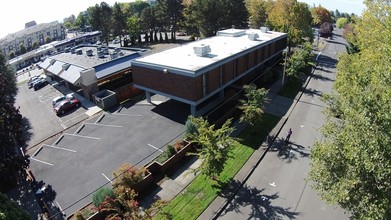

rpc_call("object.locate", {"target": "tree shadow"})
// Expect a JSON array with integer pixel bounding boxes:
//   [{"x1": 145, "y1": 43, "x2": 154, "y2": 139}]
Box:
[
  {"x1": 311, "y1": 72, "x2": 334, "y2": 81},
  {"x1": 302, "y1": 87, "x2": 323, "y2": 97},
  {"x1": 21, "y1": 117, "x2": 33, "y2": 150},
  {"x1": 269, "y1": 137, "x2": 309, "y2": 163},
  {"x1": 220, "y1": 184, "x2": 299, "y2": 219}
]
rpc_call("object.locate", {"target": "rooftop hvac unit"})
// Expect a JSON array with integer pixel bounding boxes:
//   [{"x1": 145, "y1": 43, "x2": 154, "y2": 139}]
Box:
[
  {"x1": 193, "y1": 44, "x2": 211, "y2": 57},
  {"x1": 110, "y1": 52, "x2": 118, "y2": 60},
  {"x1": 76, "y1": 49, "x2": 83, "y2": 55},
  {"x1": 97, "y1": 50, "x2": 105, "y2": 58},
  {"x1": 86, "y1": 49, "x2": 93, "y2": 56},
  {"x1": 260, "y1": 27, "x2": 269, "y2": 33},
  {"x1": 104, "y1": 47, "x2": 109, "y2": 55},
  {"x1": 248, "y1": 33, "x2": 259, "y2": 41}
]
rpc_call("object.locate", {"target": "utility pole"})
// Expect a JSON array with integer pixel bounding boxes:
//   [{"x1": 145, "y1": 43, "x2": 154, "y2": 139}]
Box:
[{"x1": 282, "y1": 46, "x2": 288, "y2": 88}]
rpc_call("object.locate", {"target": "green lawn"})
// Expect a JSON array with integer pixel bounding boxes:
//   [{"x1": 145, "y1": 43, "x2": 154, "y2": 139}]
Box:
[{"x1": 154, "y1": 114, "x2": 280, "y2": 220}]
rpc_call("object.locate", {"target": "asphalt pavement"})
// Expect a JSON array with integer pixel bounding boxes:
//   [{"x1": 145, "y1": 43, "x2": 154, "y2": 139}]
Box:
[{"x1": 198, "y1": 29, "x2": 350, "y2": 220}]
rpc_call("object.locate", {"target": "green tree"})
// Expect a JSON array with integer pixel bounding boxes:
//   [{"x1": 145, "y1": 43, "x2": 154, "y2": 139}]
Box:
[
  {"x1": 0, "y1": 193, "x2": 30, "y2": 220},
  {"x1": 73, "y1": 12, "x2": 88, "y2": 32},
  {"x1": 88, "y1": 2, "x2": 112, "y2": 45},
  {"x1": 128, "y1": 0, "x2": 150, "y2": 17},
  {"x1": 19, "y1": 44, "x2": 27, "y2": 54},
  {"x1": 187, "y1": 116, "x2": 236, "y2": 179},
  {"x1": 140, "y1": 5, "x2": 158, "y2": 43},
  {"x1": 92, "y1": 187, "x2": 115, "y2": 208},
  {"x1": 186, "y1": 0, "x2": 223, "y2": 37},
  {"x1": 239, "y1": 83, "x2": 269, "y2": 126},
  {"x1": 112, "y1": 163, "x2": 146, "y2": 189},
  {"x1": 308, "y1": 1, "x2": 391, "y2": 219},
  {"x1": 336, "y1": 17, "x2": 349, "y2": 29},
  {"x1": 45, "y1": 36, "x2": 52, "y2": 44},
  {"x1": 112, "y1": 2, "x2": 127, "y2": 46},
  {"x1": 284, "y1": 41, "x2": 313, "y2": 80},
  {"x1": 310, "y1": 5, "x2": 332, "y2": 27},
  {"x1": 155, "y1": 0, "x2": 184, "y2": 42},
  {"x1": 268, "y1": 0, "x2": 313, "y2": 51},
  {"x1": 0, "y1": 53, "x2": 29, "y2": 192},
  {"x1": 245, "y1": 0, "x2": 274, "y2": 28},
  {"x1": 219, "y1": 0, "x2": 248, "y2": 29},
  {"x1": 126, "y1": 15, "x2": 142, "y2": 45}
]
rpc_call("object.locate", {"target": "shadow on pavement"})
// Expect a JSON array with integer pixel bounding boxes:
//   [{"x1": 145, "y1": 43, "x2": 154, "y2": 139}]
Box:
[
  {"x1": 269, "y1": 137, "x2": 309, "y2": 163},
  {"x1": 219, "y1": 183, "x2": 299, "y2": 219}
]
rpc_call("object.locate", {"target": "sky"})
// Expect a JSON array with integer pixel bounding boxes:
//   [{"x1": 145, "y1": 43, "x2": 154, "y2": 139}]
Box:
[{"x1": 0, "y1": 0, "x2": 366, "y2": 39}]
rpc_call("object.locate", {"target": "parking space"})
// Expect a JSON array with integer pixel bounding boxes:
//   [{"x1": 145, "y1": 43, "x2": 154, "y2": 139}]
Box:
[
  {"x1": 16, "y1": 80, "x2": 89, "y2": 147},
  {"x1": 27, "y1": 98, "x2": 189, "y2": 216}
]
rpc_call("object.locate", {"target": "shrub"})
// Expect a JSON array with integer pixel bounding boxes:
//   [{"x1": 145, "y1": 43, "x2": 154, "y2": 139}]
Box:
[
  {"x1": 185, "y1": 116, "x2": 199, "y2": 140},
  {"x1": 155, "y1": 145, "x2": 177, "y2": 164},
  {"x1": 92, "y1": 187, "x2": 115, "y2": 208},
  {"x1": 74, "y1": 211, "x2": 85, "y2": 220},
  {"x1": 112, "y1": 163, "x2": 146, "y2": 189}
]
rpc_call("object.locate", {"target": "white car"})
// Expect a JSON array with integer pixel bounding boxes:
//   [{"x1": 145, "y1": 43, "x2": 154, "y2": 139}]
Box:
[{"x1": 52, "y1": 94, "x2": 74, "y2": 107}]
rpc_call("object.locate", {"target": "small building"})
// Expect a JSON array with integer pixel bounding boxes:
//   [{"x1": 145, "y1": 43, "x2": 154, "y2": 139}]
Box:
[
  {"x1": 131, "y1": 28, "x2": 287, "y2": 116},
  {"x1": 39, "y1": 45, "x2": 142, "y2": 102}
]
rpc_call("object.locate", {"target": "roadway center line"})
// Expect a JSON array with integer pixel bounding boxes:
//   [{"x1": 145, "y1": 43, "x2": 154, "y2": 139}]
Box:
[
  {"x1": 30, "y1": 157, "x2": 54, "y2": 166},
  {"x1": 148, "y1": 144, "x2": 163, "y2": 152},
  {"x1": 85, "y1": 122, "x2": 123, "y2": 128},
  {"x1": 102, "y1": 173, "x2": 113, "y2": 184},
  {"x1": 63, "y1": 133, "x2": 100, "y2": 140},
  {"x1": 42, "y1": 144, "x2": 77, "y2": 153}
]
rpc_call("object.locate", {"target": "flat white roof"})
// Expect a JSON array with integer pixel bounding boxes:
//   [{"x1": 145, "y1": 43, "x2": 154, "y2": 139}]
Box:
[{"x1": 132, "y1": 29, "x2": 287, "y2": 75}]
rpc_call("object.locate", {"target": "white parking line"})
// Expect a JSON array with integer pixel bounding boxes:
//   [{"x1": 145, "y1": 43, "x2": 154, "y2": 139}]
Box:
[
  {"x1": 85, "y1": 122, "x2": 123, "y2": 128},
  {"x1": 60, "y1": 123, "x2": 67, "y2": 129},
  {"x1": 42, "y1": 144, "x2": 77, "y2": 153},
  {"x1": 63, "y1": 133, "x2": 100, "y2": 140},
  {"x1": 102, "y1": 173, "x2": 113, "y2": 184},
  {"x1": 60, "y1": 113, "x2": 86, "y2": 125},
  {"x1": 148, "y1": 144, "x2": 163, "y2": 152},
  {"x1": 113, "y1": 113, "x2": 143, "y2": 117},
  {"x1": 30, "y1": 157, "x2": 54, "y2": 166}
]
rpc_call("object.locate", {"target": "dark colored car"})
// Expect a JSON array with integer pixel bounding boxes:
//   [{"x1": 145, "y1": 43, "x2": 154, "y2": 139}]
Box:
[
  {"x1": 28, "y1": 77, "x2": 42, "y2": 88},
  {"x1": 54, "y1": 98, "x2": 81, "y2": 115},
  {"x1": 33, "y1": 79, "x2": 48, "y2": 90}
]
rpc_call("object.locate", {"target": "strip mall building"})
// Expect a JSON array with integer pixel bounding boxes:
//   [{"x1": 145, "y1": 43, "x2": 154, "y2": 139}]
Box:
[{"x1": 131, "y1": 28, "x2": 287, "y2": 116}]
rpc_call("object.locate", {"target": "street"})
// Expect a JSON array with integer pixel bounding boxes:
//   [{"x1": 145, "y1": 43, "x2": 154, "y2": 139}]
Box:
[{"x1": 217, "y1": 30, "x2": 350, "y2": 220}]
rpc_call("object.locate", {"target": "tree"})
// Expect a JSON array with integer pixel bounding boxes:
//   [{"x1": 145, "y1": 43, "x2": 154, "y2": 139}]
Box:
[
  {"x1": 219, "y1": 0, "x2": 248, "y2": 29},
  {"x1": 112, "y1": 2, "x2": 127, "y2": 46},
  {"x1": 92, "y1": 187, "x2": 115, "y2": 208},
  {"x1": 336, "y1": 17, "x2": 349, "y2": 29},
  {"x1": 128, "y1": 0, "x2": 150, "y2": 17},
  {"x1": 73, "y1": 12, "x2": 88, "y2": 32},
  {"x1": 88, "y1": 2, "x2": 112, "y2": 44},
  {"x1": 126, "y1": 15, "x2": 142, "y2": 45},
  {"x1": 140, "y1": 5, "x2": 158, "y2": 43},
  {"x1": 318, "y1": 22, "x2": 333, "y2": 38},
  {"x1": 19, "y1": 44, "x2": 26, "y2": 54},
  {"x1": 187, "y1": 116, "x2": 236, "y2": 179},
  {"x1": 284, "y1": 41, "x2": 314, "y2": 80},
  {"x1": 308, "y1": 1, "x2": 391, "y2": 219},
  {"x1": 112, "y1": 163, "x2": 146, "y2": 189},
  {"x1": 310, "y1": 5, "x2": 332, "y2": 27},
  {"x1": 245, "y1": 0, "x2": 274, "y2": 28},
  {"x1": 155, "y1": 0, "x2": 184, "y2": 42},
  {"x1": 238, "y1": 83, "x2": 269, "y2": 126},
  {"x1": 45, "y1": 36, "x2": 52, "y2": 44},
  {"x1": 0, "y1": 53, "x2": 30, "y2": 192},
  {"x1": 268, "y1": 0, "x2": 313, "y2": 51},
  {"x1": 186, "y1": 0, "x2": 223, "y2": 37},
  {"x1": 0, "y1": 193, "x2": 30, "y2": 220}
]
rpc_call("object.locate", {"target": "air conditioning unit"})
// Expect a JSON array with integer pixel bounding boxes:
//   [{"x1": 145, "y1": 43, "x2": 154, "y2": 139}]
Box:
[
  {"x1": 260, "y1": 27, "x2": 269, "y2": 33},
  {"x1": 248, "y1": 33, "x2": 259, "y2": 41},
  {"x1": 193, "y1": 44, "x2": 211, "y2": 57}
]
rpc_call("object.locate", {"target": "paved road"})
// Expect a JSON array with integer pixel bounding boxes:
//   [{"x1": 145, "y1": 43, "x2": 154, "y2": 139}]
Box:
[{"x1": 217, "y1": 30, "x2": 349, "y2": 220}]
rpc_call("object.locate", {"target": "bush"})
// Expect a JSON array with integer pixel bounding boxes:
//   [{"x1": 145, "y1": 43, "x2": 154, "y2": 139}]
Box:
[
  {"x1": 74, "y1": 211, "x2": 85, "y2": 220},
  {"x1": 155, "y1": 145, "x2": 177, "y2": 164},
  {"x1": 185, "y1": 116, "x2": 199, "y2": 140},
  {"x1": 112, "y1": 163, "x2": 146, "y2": 188},
  {"x1": 92, "y1": 187, "x2": 115, "y2": 208}
]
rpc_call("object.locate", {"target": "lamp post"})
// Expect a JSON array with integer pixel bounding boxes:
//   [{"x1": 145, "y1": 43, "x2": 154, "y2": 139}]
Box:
[{"x1": 282, "y1": 46, "x2": 288, "y2": 88}]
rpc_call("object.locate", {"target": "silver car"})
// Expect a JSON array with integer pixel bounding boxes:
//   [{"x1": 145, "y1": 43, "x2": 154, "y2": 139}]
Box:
[{"x1": 52, "y1": 94, "x2": 74, "y2": 107}]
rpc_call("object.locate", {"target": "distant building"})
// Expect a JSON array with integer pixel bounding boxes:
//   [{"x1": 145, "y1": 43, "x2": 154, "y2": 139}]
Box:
[
  {"x1": 0, "y1": 21, "x2": 65, "y2": 58},
  {"x1": 25, "y1": 21, "x2": 37, "y2": 29},
  {"x1": 131, "y1": 28, "x2": 287, "y2": 116}
]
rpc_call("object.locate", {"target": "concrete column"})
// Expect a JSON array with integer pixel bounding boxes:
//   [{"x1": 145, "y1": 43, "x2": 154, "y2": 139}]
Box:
[
  {"x1": 219, "y1": 89, "x2": 224, "y2": 99},
  {"x1": 146, "y1": 91, "x2": 152, "y2": 103},
  {"x1": 190, "y1": 105, "x2": 196, "y2": 116}
]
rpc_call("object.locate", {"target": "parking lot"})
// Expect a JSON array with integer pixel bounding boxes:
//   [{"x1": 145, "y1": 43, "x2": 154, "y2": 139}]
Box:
[
  {"x1": 16, "y1": 77, "x2": 89, "y2": 148},
  {"x1": 25, "y1": 95, "x2": 189, "y2": 216}
]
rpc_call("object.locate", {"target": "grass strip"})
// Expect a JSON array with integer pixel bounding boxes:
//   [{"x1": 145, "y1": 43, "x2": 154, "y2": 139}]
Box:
[{"x1": 154, "y1": 114, "x2": 280, "y2": 220}]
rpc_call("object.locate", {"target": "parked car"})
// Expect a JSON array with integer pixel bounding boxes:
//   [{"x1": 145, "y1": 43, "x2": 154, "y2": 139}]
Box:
[
  {"x1": 28, "y1": 77, "x2": 43, "y2": 88},
  {"x1": 52, "y1": 94, "x2": 74, "y2": 107},
  {"x1": 54, "y1": 98, "x2": 81, "y2": 115},
  {"x1": 33, "y1": 79, "x2": 48, "y2": 90}
]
